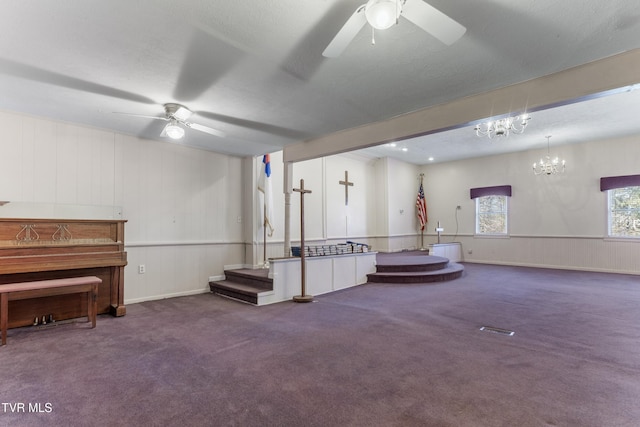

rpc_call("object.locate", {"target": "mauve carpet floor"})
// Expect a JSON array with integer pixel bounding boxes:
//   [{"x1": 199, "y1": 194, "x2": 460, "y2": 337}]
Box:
[{"x1": 2, "y1": 263, "x2": 640, "y2": 427}]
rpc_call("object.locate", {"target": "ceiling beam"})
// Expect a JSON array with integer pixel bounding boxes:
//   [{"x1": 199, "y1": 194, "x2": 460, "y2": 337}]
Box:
[{"x1": 284, "y1": 48, "x2": 640, "y2": 163}]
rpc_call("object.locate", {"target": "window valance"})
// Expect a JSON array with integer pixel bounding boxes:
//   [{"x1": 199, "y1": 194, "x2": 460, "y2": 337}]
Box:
[
  {"x1": 600, "y1": 174, "x2": 640, "y2": 191},
  {"x1": 470, "y1": 185, "x2": 512, "y2": 199}
]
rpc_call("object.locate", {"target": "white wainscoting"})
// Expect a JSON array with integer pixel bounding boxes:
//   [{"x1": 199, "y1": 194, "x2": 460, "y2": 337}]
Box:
[
  {"x1": 124, "y1": 242, "x2": 245, "y2": 304},
  {"x1": 450, "y1": 234, "x2": 640, "y2": 275},
  {"x1": 252, "y1": 233, "x2": 640, "y2": 278},
  {"x1": 261, "y1": 252, "x2": 377, "y2": 305},
  {"x1": 428, "y1": 242, "x2": 462, "y2": 262}
]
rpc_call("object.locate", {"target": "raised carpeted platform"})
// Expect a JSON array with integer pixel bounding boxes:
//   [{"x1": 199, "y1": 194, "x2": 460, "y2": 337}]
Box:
[{"x1": 367, "y1": 251, "x2": 464, "y2": 283}]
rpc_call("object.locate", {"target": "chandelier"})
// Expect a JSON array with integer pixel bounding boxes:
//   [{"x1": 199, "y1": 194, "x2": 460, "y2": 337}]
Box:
[
  {"x1": 533, "y1": 135, "x2": 566, "y2": 176},
  {"x1": 475, "y1": 115, "x2": 530, "y2": 138}
]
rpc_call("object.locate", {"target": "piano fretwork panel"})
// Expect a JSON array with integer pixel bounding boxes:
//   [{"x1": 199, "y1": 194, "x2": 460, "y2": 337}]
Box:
[{"x1": 0, "y1": 218, "x2": 127, "y2": 329}]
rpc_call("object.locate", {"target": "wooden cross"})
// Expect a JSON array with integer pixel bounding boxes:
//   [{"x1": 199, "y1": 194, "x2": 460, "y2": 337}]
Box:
[
  {"x1": 339, "y1": 170, "x2": 354, "y2": 206},
  {"x1": 293, "y1": 179, "x2": 312, "y2": 197},
  {"x1": 293, "y1": 179, "x2": 312, "y2": 252},
  {"x1": 293, "y1": 179, "x2": 313, "y2": 303}
]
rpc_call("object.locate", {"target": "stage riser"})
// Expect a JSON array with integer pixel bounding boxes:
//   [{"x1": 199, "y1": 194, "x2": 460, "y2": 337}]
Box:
[
  {"x1": 211, "y1": 286, "x2": 258, "y2": 305},
  {"x1": 375, "y1": 262, "x2": 449, "y2": 273},
  {"x1": 367, "y1": 269, "x2": 463, "y2": 283},
  {"x1": 367, "y1": 252, "x2": 464, "y2": 284}
]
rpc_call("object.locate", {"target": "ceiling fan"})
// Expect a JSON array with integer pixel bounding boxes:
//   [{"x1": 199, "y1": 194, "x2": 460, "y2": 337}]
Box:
[
  {"x1": 323, "y1": 0, "x2": 466, "y2": 58},
  {"x1": 115, "y1": 103, "x2": 225, "y2": 140}
]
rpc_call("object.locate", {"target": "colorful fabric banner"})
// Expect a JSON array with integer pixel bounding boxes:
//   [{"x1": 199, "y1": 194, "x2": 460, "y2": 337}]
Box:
[{"x1": 258, "y1": 154, "x2": 274, "y2": 236}]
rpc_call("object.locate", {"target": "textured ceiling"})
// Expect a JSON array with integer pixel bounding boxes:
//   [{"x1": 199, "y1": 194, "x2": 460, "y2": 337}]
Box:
[
  {"x1": 0, "y1": 0, "x2": 639, "y2": 162},
  {"x1": 357, "y1": 87, "x2": 640, "y2": 164}
]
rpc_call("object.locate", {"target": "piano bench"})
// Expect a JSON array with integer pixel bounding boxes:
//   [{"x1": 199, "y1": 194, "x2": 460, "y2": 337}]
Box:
[{"x1": 0, "y1": 276, "x2": 102, "y2": 346}]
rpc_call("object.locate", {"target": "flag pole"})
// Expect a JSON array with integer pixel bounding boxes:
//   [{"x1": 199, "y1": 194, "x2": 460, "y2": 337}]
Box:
[
  {"x1": 420, "y1": 173, "x2": 424, "y2": 250},
  {"x1": 263, "y1": 204, "x2": 268, "y2": 268},
  {"x1": 259, "y1": 154, "x2": 273, "y2": 268}
]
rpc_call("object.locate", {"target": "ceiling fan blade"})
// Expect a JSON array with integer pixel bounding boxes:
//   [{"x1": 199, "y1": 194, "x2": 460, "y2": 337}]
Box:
[
  {"x1": 159, "y1": 122, "x2": 169, "y2": 137},
  {"x1": 113, "y1": 112, "x2": 169, "y2": 121},
  {"x1": 185, "y1": 122, "x2": 226, "y2": 138},
  {"x1": 322, "y1": 5, "x2": 367, "y2": 58},
  {"x1": 402, "y1": 0, "x2": 466, "y2": 46}
]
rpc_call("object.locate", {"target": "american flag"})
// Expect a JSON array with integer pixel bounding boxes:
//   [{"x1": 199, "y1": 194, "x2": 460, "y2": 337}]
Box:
[{"x1": 416, "y1": 181, "x2": 427, "y2": 231}]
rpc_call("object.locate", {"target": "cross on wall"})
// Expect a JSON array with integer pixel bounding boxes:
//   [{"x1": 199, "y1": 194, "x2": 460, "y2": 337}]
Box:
[{"x1": 339, "y1": 170, "x2": 354, "y2": 206}]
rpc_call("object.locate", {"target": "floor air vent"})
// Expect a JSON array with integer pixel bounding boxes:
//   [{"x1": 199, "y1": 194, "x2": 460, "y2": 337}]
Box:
[{"x1": 480, "y1": 326, "x2": 514, "y2": 336}]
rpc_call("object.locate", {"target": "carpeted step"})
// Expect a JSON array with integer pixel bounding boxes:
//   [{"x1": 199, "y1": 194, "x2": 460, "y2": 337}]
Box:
[
  {"x1": 222, "y1": 269, "x2": 273, "y2": 290},
  {"x1": 367, "y1": 262, "x2": 465, "y2": 284},
  {"x1": 209, "y1": 280, "x2": 273, "y2": 305},
  {"x1": 209, "y1": 268, "x2": 273, "y2": 305}
]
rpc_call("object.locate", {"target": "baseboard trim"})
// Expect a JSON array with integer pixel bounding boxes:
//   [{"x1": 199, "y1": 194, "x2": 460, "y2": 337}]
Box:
[
  {"x1": 464, "y1": 260, "x2": 640, "y2": 276},
  {"x1": 125, "y1": 288, "x2": 210, "y2": 305}
]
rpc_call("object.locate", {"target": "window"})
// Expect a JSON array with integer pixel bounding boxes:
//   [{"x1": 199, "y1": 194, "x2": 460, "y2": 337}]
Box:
[
  {"x1": 470, "y1": 185, "x2": 511, "y2": 236},
  {"x1": 607, "y1": 186, "x2": 640, "y2": 238},
  {"x1": 601, "y1": 174, "x2": 640, "y2": 239},
  {"x1": 476, "y1": 195, "x2": 508, "y2": 235}
]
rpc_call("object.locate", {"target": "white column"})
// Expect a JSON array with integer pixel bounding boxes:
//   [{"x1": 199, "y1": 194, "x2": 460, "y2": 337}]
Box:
[{"x1": 283, "y1": 161, "x2": 293, "y2": 257}]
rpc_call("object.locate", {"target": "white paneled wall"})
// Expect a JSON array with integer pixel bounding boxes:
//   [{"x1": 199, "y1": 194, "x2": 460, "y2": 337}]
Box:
[
  {"x1": 121, "y1": 134, "x2": 243, "y2": 244},
  {"x1": 421, "y1": 135, "x2": 640, "y2": 274},
  {"x1": 0, "y1": 110, "x2": 245, "y2": 303},
  {"x1": 386, "y1": 157, "x2": 421, "y2": 236},
  {"x1": 120, "y1": 132, "x2": 244, "y2": 302},
  {"x1": 422, "y1": 135, "x2": 640, "y2": 238},
  {"x1": 1, "y1": 113, "x2": 117, "y2": 204},
  {"x1": 261, "y1": 153, "x2": 424, "y2": 254},
  {"x1": 290, "y1": 157, "x2": 325, "y2": 241},
  {"x1": 125, "y1": 243, "x2": 244, "y2": 303},
  {"x1": 324, "y1": 154, "x2": 377, "y2": 239}
]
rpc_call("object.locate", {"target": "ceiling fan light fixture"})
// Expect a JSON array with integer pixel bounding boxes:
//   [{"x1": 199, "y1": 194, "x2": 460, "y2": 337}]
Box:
[
  {"x1": 365, "y1": 0, "x2": 401, "y2": 30},
  {"x1": 165, "y1": 120, "x2": 185, "y2": 140}
]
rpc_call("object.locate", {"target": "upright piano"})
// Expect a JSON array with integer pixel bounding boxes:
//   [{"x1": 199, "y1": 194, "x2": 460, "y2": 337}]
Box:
[{"x1": 0, "y1": 218, "x2": 127, "y2": 329}]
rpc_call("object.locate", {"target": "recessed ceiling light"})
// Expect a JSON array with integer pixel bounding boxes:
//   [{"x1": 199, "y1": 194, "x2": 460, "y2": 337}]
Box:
[
  {"x1": 401, "y1": 147, "x2": 408, "y2": 152},
  {"x1": 387, "y1": 142, "x2": 397, "y2": 147},
  {"x1": 428, "y1": 157, "x2": 434, "y2": 161}
]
